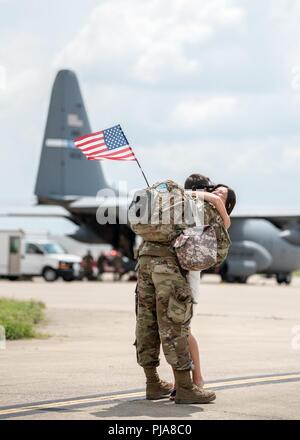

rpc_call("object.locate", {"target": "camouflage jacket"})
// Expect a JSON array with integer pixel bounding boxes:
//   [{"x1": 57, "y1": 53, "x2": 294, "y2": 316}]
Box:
[
  {"x1": 138, "y1": 240, "x2": 176, "y2": 258},
  {"x1": 138, "y1": 199, "x2": 231, "y2": 265},
  {"x1": 203, "y1": 201, "x2": 231, "y2": 265}
]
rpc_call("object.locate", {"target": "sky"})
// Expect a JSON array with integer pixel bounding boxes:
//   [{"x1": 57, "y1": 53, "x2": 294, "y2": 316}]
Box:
[{"x1": 1, "y1": 0, "x2": 300, "y2": 223}]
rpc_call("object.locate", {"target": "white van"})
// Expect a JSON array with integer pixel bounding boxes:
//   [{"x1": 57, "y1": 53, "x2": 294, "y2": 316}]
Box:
[{"x1": 0, "y1": 230, "x2": 81, "y2": 281}]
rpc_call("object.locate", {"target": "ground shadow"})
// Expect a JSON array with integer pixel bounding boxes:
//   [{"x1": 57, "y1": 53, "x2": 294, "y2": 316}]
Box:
[{"x1": 91, "y1": 398, "x2": 210, "y2": 419}]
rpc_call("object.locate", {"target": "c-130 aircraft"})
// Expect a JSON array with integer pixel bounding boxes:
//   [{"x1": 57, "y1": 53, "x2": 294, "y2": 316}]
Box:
[{"x1": 21, "y1": 70, "x2": 300, "y2": 284}]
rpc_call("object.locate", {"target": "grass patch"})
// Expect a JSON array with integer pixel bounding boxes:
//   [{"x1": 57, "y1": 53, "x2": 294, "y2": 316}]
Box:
[
  {"x1": 294, "y1": 271, "x2": 300, "y2": 277},
  {"x1": 0, "y1": 298, "x2": 46, "y2": 340}
]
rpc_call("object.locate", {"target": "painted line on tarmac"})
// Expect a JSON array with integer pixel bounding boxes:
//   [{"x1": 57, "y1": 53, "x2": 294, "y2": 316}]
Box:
[{"x1": 1, "y1": 372, "x2": 300, "y2": 419}]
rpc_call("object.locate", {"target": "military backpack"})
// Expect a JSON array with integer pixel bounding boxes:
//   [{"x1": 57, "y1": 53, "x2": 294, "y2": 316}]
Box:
[{"x1": 128, "y1": 180, "x2": 188, "y2": 243}]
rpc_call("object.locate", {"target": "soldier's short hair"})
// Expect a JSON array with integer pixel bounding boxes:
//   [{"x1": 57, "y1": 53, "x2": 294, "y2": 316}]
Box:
[{"x1": 184, "y1": 174, "x2": 212, "y2": 191}]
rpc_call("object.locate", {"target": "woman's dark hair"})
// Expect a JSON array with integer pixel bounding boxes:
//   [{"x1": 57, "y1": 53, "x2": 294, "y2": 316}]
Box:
[
  {"x1": 213, "y1": 184, "x2": 236, "y2": 215},
  {"x1": 184, "y1": 173, "x2": 213, "y2": 191}
]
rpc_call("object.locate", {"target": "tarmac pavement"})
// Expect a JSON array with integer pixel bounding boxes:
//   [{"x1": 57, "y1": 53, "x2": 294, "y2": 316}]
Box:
[{"x1": 0, "y1": 275, "x2": 299, "y2": 420}]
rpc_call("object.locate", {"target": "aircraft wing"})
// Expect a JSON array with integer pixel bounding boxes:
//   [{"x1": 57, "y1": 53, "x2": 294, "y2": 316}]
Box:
[
  {"x1": 0, "y1": 205, "x2": 74, "y2": 221},
  {"x1": 3, "y1": 203, "x2": 300, "y2": 227},
  {"x1": 68, "y1": 196, "x2": 130, "y2": 211},
  {"x1": 0, "y1": 196, "x2": 130, "y2": 221},
  {"x1": 232, "y1": 207, "x2": 300, "y2": 228}
]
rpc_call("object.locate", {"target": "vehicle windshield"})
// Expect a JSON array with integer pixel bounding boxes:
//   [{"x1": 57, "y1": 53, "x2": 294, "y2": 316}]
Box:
[{"x1": 40, "y1": 243, "x2": 66, "y2": 254}]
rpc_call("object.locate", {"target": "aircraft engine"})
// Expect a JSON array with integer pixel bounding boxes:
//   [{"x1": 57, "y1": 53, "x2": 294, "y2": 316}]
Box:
[
  {"x1": 227, "y1": 240, "x2": 272, "y2": 277},
  {"x1": 280, "y1": 229, "x2": 300, "y2": 246}
]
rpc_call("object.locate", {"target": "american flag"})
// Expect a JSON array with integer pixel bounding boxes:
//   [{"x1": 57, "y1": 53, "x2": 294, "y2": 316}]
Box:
[{"x1": 74, "y1": 124, "x2": 136, "y2": 161}]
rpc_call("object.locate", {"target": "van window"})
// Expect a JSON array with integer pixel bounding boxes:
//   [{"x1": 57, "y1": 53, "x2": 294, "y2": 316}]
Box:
[
  {"x1": 26, "y1": 243, "x2": 43, "y2": 255},
  {"x1": 41, "y1": 243, "x2": 66, "y2": 254},
  {"x1": 10, "y1": 237, "x2": 20, "y2": 254}
]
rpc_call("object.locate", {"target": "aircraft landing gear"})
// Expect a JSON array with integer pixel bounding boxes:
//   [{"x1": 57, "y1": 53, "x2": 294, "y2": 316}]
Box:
[
  {"x1": 219, "y1": 262, "x2": 248, "y2": 284},
  {"x1": 221, "y1": 274, "x2": 248, "y2": 283},
  {"x1": 276, "y1": 273, "x2": 292, "y2": 285},
  {"x1": 236, "y1": 276, "x2": 248, "y2": 284}
]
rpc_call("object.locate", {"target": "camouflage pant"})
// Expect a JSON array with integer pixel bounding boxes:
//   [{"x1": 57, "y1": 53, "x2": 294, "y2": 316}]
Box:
[{"x1": 135, "y1": 255, "x2": 193, "y2": 371}]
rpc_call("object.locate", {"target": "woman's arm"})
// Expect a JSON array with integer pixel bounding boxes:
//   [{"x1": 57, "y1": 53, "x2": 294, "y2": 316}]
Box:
[
  {"x1": 205, "y1": 193, "x2": 231, "y2": 229},
  {"x1": 198, "y1": 192, "x2": 231, "y2": 229}
]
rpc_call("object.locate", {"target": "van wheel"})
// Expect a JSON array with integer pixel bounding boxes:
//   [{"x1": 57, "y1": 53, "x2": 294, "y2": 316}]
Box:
[
  {"x1": 42, "y1": 267, "x2": 58, "y2": 282},
  {"x1": 62, "y1": 273, "x2": 74, "y2": 282}
]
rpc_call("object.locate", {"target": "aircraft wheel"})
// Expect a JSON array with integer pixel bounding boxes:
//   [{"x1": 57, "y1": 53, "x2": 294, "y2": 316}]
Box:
[
  {"x1": 284, "y1": 274, "x2": 292, "y2": 285},
  {"x1": 276, "y1": 275, "x2": 284, "y2": 284},
  {"x1": 219, "y1": 262, "x2": 228, "y2": 282},
  {"x1": 276, "y1": 273, "x2": 291, "y2": 285},
  {"x1": 220, "y1": 274, "x2": 248, "y2": 283},
  {"x1": 236, "y1": 276, "x2": 248, "y2": 284},
  {"x1": 42, "y1": 267, "x2": 58, "y2": 282},
  {"x1": 221, "y1": 274, "x2": 235, "y2": 283},
  {"x1": 62, "y1": 273, "x2": 74, "y2": 282}
]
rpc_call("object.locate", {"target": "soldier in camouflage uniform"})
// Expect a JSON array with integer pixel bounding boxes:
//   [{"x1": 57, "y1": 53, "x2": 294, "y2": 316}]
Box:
[
  {"x1": 136, "y1": 244, "x2": 197, "y2": 401},
  {"x1": 136, "y1": 247, "x2": 192, "y2": 365},
  {"x1": 134, "y1": 175, "x2": 219, "y2": 404}
]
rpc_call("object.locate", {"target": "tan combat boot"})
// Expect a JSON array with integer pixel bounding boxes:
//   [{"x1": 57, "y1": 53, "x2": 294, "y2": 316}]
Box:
[
  {"x1": 174, "y1": 370, "x2": 216, "y2": 404},
  {"x1": 143, "y1": 367, "x2": 173, "y2": 400}
]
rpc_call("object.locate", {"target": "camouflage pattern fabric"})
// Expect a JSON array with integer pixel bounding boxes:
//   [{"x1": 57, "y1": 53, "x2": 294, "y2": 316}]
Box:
[
  {"x1": 129, "y1": 180, "x2": 187, "y2": 243},
  {"x1": 174, "y1": 225, "x2": 218, "y2": 271},
  {"x1": 138, "y1": 240, "x2": 176, "y2": 258},
  {"x1": 204, "y1": 202, "x2": 232, "y2": 265},
  {"x1": 135, "y1": 255, "x2": 193, "y2": 371},
  {"x1": 188, "y1": 194, "x2": 232, "y2": 265}
]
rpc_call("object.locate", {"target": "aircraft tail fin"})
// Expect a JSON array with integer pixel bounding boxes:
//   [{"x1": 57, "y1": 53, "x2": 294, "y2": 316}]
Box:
[{"x1": 35, "y1": 70, "x2": 107, "y2": 203}]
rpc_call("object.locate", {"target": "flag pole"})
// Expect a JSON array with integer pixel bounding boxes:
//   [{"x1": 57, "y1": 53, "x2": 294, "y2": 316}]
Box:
[
  {"x1": 132, "y1": 155, "x2": 150, "y2": 187},
  {"x1": 119, "y1": 126, "x2": 150, "y2": 187}
]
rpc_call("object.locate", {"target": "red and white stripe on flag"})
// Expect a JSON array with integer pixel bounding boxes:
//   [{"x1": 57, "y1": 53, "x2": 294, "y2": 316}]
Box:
[{"x1": 74, "y1": 126, "x2": 136, "y2": 161}]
